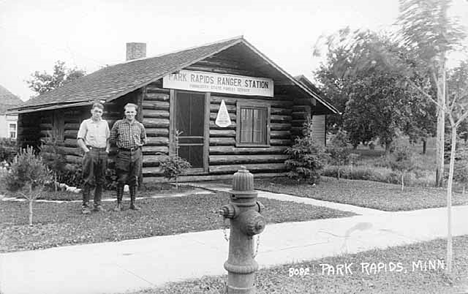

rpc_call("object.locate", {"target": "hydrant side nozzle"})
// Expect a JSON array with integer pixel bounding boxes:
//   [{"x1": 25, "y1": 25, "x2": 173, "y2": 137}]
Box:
[
  {"x1": 240, "y1": 210, "x2": 266, "y2": 236},
  {"x1": 219, "y1": 204, "x2": 238, "y2": 219}
]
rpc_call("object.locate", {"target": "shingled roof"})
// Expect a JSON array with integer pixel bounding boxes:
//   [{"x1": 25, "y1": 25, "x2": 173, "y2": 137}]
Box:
[
  {"x1": 0, "y1": 85, "x2": 23, "y2": 114},
  {"x1": 12, "y1": 36, "x2": 338, "y2": 114}
]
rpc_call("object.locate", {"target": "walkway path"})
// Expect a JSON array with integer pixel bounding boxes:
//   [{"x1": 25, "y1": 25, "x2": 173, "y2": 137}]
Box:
[{"x1": 1, "y1": 184, "x2": 467, "y2": 294}]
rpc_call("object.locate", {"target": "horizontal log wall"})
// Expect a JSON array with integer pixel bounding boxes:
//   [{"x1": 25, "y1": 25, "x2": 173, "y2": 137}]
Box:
[
  {"x1": 141, "y1": 84, "x2": 170, "y2": 177},
  {"x1": 207, "y1": 94, "x2": 292, "y2": 175}
]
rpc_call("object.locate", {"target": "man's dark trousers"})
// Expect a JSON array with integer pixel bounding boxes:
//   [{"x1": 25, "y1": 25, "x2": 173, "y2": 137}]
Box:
[{"x1": 82, "y1": 148, "x2": 108, "y2": 208}]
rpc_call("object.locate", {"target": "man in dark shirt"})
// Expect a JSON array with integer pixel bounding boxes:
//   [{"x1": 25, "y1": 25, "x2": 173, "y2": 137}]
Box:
[{"x1": 109, "y1": 103, "x2": 147, "y2": 211}]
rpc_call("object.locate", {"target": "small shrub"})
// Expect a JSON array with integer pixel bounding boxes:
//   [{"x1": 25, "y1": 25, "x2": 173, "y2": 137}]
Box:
[
  {"x1": 387, "y1": 147, "x2": 418, "y2": 191},
  {"x1": 0, "y1": 138, "x2": 18, "y2": 163},
  {"x1": 3, "y1": 146, "x2": 52, "y2": 225},
  {"x1": 285, "y1": 136, "x2": 329, "y2": 184},
  {"x1": 159, "y1": 155, "x2": 191, "y2": 188},
  {"x1": 453, "y1": 159, "x2": 468, "y2": 193},
  {"x1": 326, "y1": 130, "x2": 351, "y2": 180},
  {"x1": 322, "y1": 165, "x2": 415, "y2": 186},
  {"x1": 348, "y1": 153, "x2": 361, "y2": 166},
  {"x1": 40, "y1": 143, "x2": 67, "y2": 191},
  {"x1": 56, "y1": 165, "x2": 84, "y2": 188}
]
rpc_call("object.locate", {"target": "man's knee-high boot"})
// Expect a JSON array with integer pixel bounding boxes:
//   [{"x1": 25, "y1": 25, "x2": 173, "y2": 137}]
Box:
[
  {"x1": 129, "y1": 185, "x2": 140, "y2": 210},
  {"x1": 114, "y1": 185, "x2": 124, "y2": 211},
  {"x1": 93, "y1": 185, "x2": 104, "y2": 211}
]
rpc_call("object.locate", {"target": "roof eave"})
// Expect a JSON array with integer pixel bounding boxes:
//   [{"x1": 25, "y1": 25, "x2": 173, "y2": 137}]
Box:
[{"x1": 11, "y1": 100, "x2": 93, "y2": 114}]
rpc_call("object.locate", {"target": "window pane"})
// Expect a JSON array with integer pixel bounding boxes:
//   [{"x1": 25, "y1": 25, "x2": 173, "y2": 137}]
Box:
[
  {"x1": 252, "y1": 109, "x2": 265, "y2": 143},
  {"x1": 241, "y1": 108, "x2": 252, "y2": 143},
  {"x1": 239, "y1": 106, "x2": 267, "y2": 145}
]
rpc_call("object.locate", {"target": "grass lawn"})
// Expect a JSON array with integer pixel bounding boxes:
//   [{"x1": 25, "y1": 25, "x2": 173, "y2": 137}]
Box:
[
  {"x1": 254, "y1": 176, "x2": 468, "y2": 211},
  {"x1": 0, "y1": 192, "x2": 355, "y2": 253},
  {"x1": 131, "y1": 235, "x2": 468, "y2": 294}
]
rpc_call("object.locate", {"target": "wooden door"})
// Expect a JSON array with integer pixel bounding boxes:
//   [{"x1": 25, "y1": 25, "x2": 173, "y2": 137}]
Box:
[{"x1": 175, "y1": 91, "x2": 205, "y2": 169}]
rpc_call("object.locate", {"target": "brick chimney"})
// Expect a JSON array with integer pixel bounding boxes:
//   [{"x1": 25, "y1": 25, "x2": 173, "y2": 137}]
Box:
[{"x1": 126, "y1": 43, "x2": 146, "y2": 61}]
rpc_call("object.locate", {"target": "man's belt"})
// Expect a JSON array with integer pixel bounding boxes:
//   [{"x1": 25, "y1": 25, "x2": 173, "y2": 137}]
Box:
[
  {"x1": 119, "y1": 147, "x2": 140, "y2": 151},
  {"x1": 87, "y1": 146, "x2": 107, "y2": 151}
]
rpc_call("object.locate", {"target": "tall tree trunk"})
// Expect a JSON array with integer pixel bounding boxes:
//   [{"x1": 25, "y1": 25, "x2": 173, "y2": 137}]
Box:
[
  {"x1": 29, "y1": 199, "x2": 33, "y2": 226},
  {"x1": 28, "y1": 184, "x2": 33, "y2": 226},
  {"x1": 422, "y1": 139, "x2": 427, "y2": 155},
  {"x1": 446, "y1": 123, "x2": 456, "y2": 274},
  {"x1": 401, "y1": 172, "x2": 405, "y2": 191},
  {"x1": 435, "y1": 57, "x2": 446, "y2": 187}
]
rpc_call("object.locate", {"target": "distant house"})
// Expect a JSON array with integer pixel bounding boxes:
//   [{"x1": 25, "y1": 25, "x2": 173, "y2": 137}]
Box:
[
  {"x1": 10, "y1": 36, "x2": 338, "y2": 182},
  {"x1": 0, "y1": 85, "x2": 23, "y2": 139}
]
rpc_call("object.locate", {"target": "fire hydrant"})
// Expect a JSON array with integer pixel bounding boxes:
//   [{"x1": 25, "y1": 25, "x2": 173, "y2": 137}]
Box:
[{"x1": 219, "y1": 167, "x2": 266, "y2": 294}]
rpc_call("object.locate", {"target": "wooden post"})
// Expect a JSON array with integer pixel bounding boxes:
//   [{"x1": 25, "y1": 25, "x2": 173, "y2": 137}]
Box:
[
  {"x1": 169, "y1": 89, "x2": 176, "y2": 156},
  {"x1": 204, "y1": 92, "x2": 210, "y2": 172}
]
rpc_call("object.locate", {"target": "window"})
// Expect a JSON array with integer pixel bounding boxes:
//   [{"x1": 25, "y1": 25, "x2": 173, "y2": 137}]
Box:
[
  {"x1": 236, "y1": 103, "x2": 270, "y2": 147},
  {"x1": 9, "y1": 123, "x2": 17, "y2": 139}
]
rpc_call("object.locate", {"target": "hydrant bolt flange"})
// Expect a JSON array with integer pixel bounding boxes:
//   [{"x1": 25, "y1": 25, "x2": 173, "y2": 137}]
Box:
[{"x1": 219, "y1": 204, "x2": 238, "y2": 219}]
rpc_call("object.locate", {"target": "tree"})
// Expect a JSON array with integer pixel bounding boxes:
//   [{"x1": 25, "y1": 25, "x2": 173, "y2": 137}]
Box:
[
  {"x1": 343, "y1": 71, "x2": 412, "y2": 152},
  {"x1": 326, "y1": 130, "x2": 351, "y2": 179},
  {"x1": 397, "y1": 0, "x2": 467, "y2": 274},
  {"x1": 159, "y1": 130, "x2": 191, "y2": 188},
  {"x1": 397, "y1": 0, "x2": 466, "y2": 187},
  {"x1": 315, "y1": 48, "x2": 355, "y2": 133},
  {"x1": 314, "y1": 30, "x2": 422, "y2": 151},
  {"x1": 388, "y1": 147, "x2": 418, "y2": 190},
  {"x1": 3, "y1": 147, "x2": 52, "y2": 226},
  {"x1": 27, "y1": 60, "x2": 86, "y2": 95}
]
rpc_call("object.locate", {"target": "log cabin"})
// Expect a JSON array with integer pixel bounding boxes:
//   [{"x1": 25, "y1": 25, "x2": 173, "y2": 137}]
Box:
[{"x1": 10, "y1": 36, "x2": 338, "y2": 182}]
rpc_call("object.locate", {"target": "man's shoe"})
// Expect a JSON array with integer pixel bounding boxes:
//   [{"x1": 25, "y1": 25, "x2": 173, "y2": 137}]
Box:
[
  {"x1": 130, "y1": 204, "x2": 140, "y2": 211},
  {"x1": 93, "y1": 205, "x2": 105, "y2": 212},
  {"x1": 82, "y1": 207, "x2": 91, "y2": 214},
  {"x1": 113, "y1": 204, "x2": 122, "y2": 212}
]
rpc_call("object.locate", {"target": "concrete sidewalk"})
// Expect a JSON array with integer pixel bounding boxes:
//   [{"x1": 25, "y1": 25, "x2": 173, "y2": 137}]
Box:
[{"x1": 1, "y1": 186, "x2": 468, "y2": 294}]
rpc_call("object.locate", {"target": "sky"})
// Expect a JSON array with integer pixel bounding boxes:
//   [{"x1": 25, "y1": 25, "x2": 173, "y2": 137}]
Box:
[{"x1": 0, "y1": 0, "x2": 467, "y2": 101}]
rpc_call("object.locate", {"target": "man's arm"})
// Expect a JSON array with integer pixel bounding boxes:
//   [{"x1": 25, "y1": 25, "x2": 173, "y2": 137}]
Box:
[
  {"x1": 105, "y1": 122, "x2": 111, "y2": 153},
  {"x1": 77, "y1": 121, "x2": 89, "y2": 153},
  {"x1": 140, "y1": 123, "x2": 147, "y2": 146},
  {"x1": 77, "y1": 138, "x2": 90, "y2": 153},
  {"x1": 109, "y1": 120, "x2": 119, "y2": 146}
]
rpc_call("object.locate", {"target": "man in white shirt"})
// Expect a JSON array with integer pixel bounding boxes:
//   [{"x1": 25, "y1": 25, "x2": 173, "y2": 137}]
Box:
[{"x1": 77, "y1": 102, "x2": 110, "y2": 214}]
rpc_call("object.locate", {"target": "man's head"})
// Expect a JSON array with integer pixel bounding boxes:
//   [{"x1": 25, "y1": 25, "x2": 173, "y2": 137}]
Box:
[
  {"x1": 90, "y1": 102, "x2": 104, "y2": 121},
  {"x1": 124, "y1": 103, "x2": 138, "y2": 121}
]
